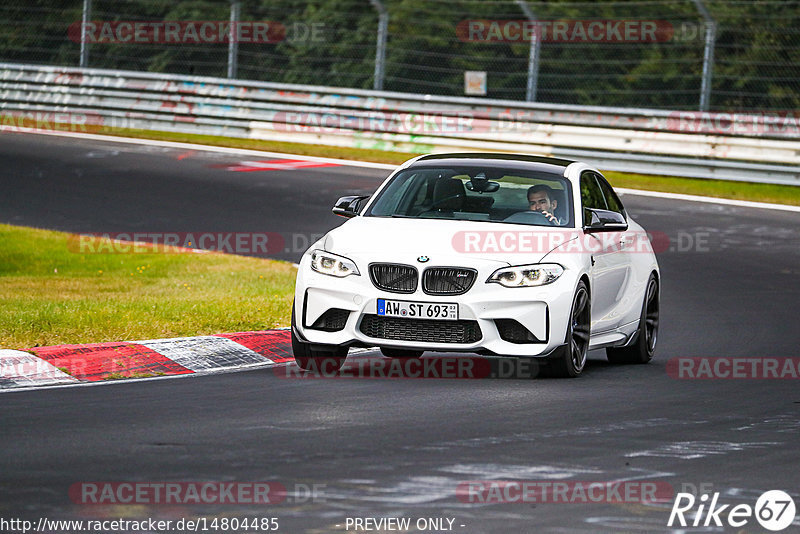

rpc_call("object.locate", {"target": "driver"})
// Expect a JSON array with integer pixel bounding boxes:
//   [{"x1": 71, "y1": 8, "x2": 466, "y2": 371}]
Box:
[{"x1": 527, "y1": 184, "x2": 564, "y2": 225}]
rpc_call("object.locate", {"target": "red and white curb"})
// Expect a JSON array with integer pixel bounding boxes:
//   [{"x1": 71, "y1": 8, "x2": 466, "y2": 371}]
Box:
[
  {"x1": 0, "y1": 349, "x2": 78, "y2": 388},
  {"x1": 220, "y1": 158, "x2": 341, "y2": 172},
  {"x1": 0, "y1": 330, "x2": 295, "y2": 391}
]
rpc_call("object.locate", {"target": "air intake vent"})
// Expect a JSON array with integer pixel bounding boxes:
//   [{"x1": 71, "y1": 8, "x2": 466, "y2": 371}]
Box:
[
  {"x1": 422, "y1": 267, "x2": 477, "y2": 295},
  {"x1": 309, "y1": 308, "x2": 350, "y2": 332},
  {"x1": 495, "y1": 319, "x2": 543, "y2": 344},
  {"x1": 369, "y1": 263, "x2": 418, "y2": 293},
  {"x1": 359, "y1": 315, "x2": 482, "y2": 344}
]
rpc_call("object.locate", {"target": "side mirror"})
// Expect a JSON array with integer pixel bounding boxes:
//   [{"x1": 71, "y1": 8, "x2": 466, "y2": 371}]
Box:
[
  {"x1": 584, "y1": 208, "x2": 628, "y2": 232},
  {"x1": 332, "y1": 195, "x2": 369, "y2": 218}
]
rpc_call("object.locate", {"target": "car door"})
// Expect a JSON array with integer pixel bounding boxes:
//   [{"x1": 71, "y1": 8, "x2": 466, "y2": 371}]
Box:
[
  {"x1": 580, "y1": 171, "x2": 630, "y2": 334},
  {"x1": 595, "y1": 173, "x2": 638, "y2": 327}
]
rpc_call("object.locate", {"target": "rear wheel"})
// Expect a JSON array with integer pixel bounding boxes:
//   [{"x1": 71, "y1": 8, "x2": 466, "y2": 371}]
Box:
[
  {"x1": 380, "y1": 347, "x2": 424, "y2": 358},
  {"x1": 291, "y1": 302, "x2": 348, "y2": 372},
  {"x1": 606, "y1": 274, "x2": 659, "y2": 364},
  {"x1": 548, "y1": 280, "x2": 590, "y2": 378}
]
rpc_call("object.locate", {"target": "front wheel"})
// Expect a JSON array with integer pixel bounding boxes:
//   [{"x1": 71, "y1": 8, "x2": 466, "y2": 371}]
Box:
[
  {"x1": 548, "y1": 280, "x2": 590, "y2": 378},
  {"x1": 291, "y1": 302, "x2": 348, "y2": 372},
  {"x1": 606, "y1": 274, "x2": 659, "y2": 364}
]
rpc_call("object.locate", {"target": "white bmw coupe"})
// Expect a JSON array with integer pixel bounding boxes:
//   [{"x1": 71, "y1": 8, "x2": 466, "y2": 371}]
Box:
[{"x1": 292, "y1": 153, "x2": 659, "y2": 377}]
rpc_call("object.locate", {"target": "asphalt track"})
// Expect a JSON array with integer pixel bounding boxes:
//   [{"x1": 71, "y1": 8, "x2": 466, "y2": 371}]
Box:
[{"x1": 1, "y1": 133, "x2": 799, "y2": 533}]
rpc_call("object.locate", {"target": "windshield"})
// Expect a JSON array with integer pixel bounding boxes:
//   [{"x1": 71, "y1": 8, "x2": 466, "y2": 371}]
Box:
[{"x1": 364, "y1": 166, "x2": 574, "y2": 228}]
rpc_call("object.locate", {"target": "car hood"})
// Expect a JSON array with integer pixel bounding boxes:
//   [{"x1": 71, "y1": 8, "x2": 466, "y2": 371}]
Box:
[{"x1": 323, "y1": 216, "x2": 580, "y2": 266}]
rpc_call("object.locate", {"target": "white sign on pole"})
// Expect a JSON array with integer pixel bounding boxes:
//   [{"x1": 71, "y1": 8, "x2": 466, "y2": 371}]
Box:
[{"x1": 464, "y1": 71, "x2": 487, "y2": 96}]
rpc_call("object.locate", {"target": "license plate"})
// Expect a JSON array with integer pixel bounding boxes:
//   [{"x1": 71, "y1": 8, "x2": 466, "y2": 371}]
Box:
[{"x1": 377, "y1": 299, "x2": 458, "y2": 321}]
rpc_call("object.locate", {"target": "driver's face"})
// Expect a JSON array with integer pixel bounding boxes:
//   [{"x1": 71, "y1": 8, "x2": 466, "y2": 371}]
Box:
[{"x1": 528, "y1": 192, "x2": 556, "y2": 213}]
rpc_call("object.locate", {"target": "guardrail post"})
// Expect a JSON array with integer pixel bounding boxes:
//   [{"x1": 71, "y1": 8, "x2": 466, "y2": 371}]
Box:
[
  {"x1": 691, "y1": 0, "x2": 716, "y2": 111},
  {"x1": 227, "y1": 0, "x2": 241, "y2": 79},
  {"x1": 80, "y1": 0, "x2": 91, "y2": 67},
  {"x1": 369, "y1": 0, "x2": 388, "y2": 91},
  {"x1": 515, "y1": 0, "x2": 540, "y2": 102}
]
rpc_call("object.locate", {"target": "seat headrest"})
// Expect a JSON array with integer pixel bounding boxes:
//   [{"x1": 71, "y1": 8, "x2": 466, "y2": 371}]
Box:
[{"x1": 432, "y1": 178, "x2": 465, "y2": 211}]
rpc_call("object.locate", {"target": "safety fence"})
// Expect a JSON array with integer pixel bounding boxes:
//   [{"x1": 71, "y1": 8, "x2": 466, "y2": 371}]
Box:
[
  {"x1": 1, "y1": 63, "x2": 798, "y2": 185},
  {"x1": 3, "y1": 0, "x2": 800, "y2": 112}
]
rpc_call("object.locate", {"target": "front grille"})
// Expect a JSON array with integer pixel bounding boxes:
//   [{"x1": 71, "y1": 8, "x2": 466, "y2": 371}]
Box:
[
  {"x1": 359, "y1": 315, "x2": 482, "y2": 344},
  {"x1": 495, "y1": 319, "x2": 542, "y2": 344},
  {"x1": 369, "y1": 263, "x2": 418, "y2": 293},
  {"x1": 309, "y1": 308, "x2": 350, "y2": 331},
  {"x1": 422, "y1": 267, "x2": 477, "y2": 295}
]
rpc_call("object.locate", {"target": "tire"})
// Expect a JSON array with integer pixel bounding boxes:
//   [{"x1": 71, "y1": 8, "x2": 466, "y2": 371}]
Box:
[
  {"x1": 548, "y1": 280, "x2": 591, "y2": 378},
  {"x1": 291, "y1": 302, "x2": 348, "y2": 372},
  {"x1": 606, "y1": 273, "x2": 659, "y2": 364},
  {"x1": 380, "y1": 347, "x2": 424, "y2": 358}
]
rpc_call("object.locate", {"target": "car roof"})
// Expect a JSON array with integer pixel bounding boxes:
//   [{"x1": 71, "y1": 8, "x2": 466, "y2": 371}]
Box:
[{"x1": 408, "y1": 153, "x2": 575, "y2": 175}]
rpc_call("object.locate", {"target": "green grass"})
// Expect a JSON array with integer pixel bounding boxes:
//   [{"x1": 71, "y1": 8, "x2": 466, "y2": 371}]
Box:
[
  {"x1": 603, "y1": 170, "x2": 800, "y2": 206},
  {"x1": 106, "y1": 127, "x2": 418, "y2": 165},
  {"x1": 0, "y1": 223, "x2": 296, "y2": 350},
  {"x1": 100, "y1": 127, "x2": 800, "y2": 207}
]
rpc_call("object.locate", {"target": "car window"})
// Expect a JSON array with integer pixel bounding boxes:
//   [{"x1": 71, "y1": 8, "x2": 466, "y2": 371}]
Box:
[
  {"x1": 365, "y1": 166, "x2": 574, "y2": 227},
  {"x1": 371, "y1": 170, "x2": 419, "y2": 215},
  {"x1": 595, "y1": 174, "x2": 626, "y2": 217},
  {"x1": 580, "y1": 171, "x2": 607, "y2": 225}
]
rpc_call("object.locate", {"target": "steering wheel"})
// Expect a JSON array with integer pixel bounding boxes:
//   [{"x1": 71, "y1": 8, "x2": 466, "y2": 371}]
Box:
[{"x1": 502, "y1": 210, "x2": 558, "y2": 226}]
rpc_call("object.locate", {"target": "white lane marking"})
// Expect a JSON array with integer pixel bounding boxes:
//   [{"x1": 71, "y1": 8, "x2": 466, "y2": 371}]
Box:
[
  {"x1": 0, "y1": 349, "x2": 78, "y2": 388},
  {"x1": 137, "y1": 336, "x2": 272, "y2": 372},
  {"x1": 625, "y1": 441, "x2": 779, "y2": 460},
  {"x1": 6, "y1": 128, "x2": 798, "y2": 212},
  {"x1": 617, "y1": 187, "x2": 800, "y2": 213},
  {"x1": 225, "y1": 159, "x2": 341, "y2": 172},
  {"x1": 0, "y1": 127, "x2": 396, "y2": 170},
  {"x1": 234, "y1": 159, "x2": 336, "y2": 170},
  {"x1": 585, "y1": 517, "x2": 671, "y2": 532},
  {"x1": 322, "y1": 475, "x2": 458, "y2": 505},
  {"x1": 440, "y1": 464, "x2": 601, "y2": 479},
  {"x1": 413, "y1": 417, "x2": 702, "y2": 451}
]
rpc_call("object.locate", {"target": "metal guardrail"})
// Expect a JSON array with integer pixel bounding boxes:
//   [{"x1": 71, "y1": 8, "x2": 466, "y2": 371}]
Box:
[{"x1": 1, "y1": 63, "x2": 798, "y2": 185}]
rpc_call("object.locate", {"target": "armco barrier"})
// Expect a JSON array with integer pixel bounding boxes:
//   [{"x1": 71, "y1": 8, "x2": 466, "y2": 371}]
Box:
[{"x1": 1, "y1": 63, "x2": 798, "y2": 185}]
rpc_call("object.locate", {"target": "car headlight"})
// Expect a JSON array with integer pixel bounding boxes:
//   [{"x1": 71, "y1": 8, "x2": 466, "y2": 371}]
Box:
[
  {"x1": 487, "y1": 263, "x2": 564, "y2": 287},
  {"x1": 310, "y1": 249, "x2": 360, "y2": 277}
]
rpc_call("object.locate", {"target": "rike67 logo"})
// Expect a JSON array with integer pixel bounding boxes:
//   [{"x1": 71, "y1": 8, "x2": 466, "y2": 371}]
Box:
[{"x1": 668, "y1": 490, "x2": 796, "y2": 531}]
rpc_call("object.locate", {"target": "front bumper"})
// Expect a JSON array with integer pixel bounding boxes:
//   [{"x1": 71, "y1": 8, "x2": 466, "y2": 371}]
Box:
[{"x1": 294, "y1": 258, "x2": 579, "y2": 358}]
